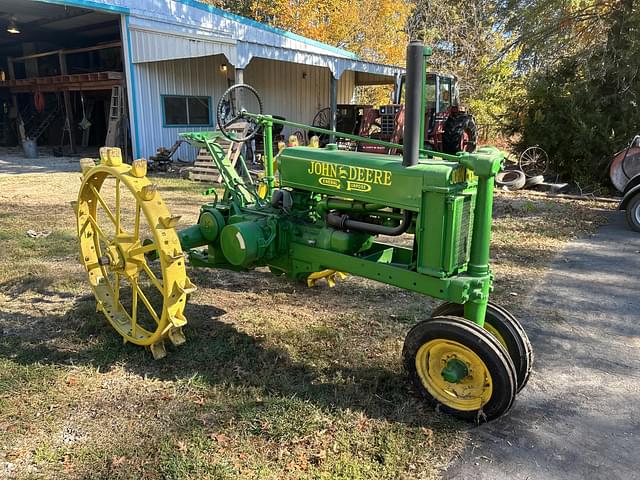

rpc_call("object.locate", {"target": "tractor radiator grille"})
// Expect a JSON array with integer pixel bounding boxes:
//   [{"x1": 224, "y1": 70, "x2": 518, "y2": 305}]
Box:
[{"x1": 456, "y1": 196, "x2": 474, "y2": 268}]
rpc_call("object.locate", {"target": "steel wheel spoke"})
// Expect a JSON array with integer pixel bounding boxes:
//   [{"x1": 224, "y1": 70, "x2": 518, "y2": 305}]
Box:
[
  {"x1": 132, "y1": 279, "x2": 160, "y2": 325},
  {"x1": 134, "y1": 202, "x2": 141, "y2": 241},
  {"x1": 128, "y1": 242, "x2": 157, "y2": 257},
  {"x1": 131, "y1": 280, "x2": 138, "y2": 337},
  {"x1": 224, "y1": 114, "x2": 242, "y2": 129},
  {"x1": 87, "y1": 215, "x2": 113, "y2": 245},
  {"x1": 141, "y1": 262, "x2": 163, "y2": 293},
  {"x1": 81, "y1": 210, "x2": 117, "y2": 300},
  {"x1": 88, "y1": 183, "x2": 118, "y2": 228},
  {"x1": 79, "y1": 217, "x2": 90, "y2": 237}
]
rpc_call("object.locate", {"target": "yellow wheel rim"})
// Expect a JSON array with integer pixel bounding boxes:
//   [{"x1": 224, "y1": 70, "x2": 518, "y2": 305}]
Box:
[
  {"x1": 484, "y1": 322, "x2": 507, "y2": 348},
  {"x1": 415, "y1": 339, "x2": 493, "y2": 411},
  {"x1": 76, "y1": 150, "x2": 195, "y2": 357},
  {"x1": 256, "y1": 182, "x2": 268, "y2": 200}
]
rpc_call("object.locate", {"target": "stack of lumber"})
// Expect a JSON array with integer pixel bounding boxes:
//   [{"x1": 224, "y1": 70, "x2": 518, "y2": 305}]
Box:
[{"x1": 188, "y1": 123, "x2": 248, "y2": 183}]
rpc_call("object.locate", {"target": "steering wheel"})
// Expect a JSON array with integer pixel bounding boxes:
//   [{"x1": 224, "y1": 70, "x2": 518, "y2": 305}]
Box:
[{"x1": 216, "y1": 84, "x2": 264, "y2": 143}]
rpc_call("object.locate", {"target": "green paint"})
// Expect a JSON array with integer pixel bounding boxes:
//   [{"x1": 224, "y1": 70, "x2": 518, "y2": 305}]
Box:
[
  {"x1": 263, "y1": 115, "x2": 275, "y2": 197},
  {"x1": 178, "y1": 42, "x2": 504, "y2": 329},
  {"x1": 180, "y1": 131, "x2": 256, "y2": 206},
  {"x1": 419, "y1": 46, "x2": 430, "y2": 152},
  {"x1": 441, "y1": 358, "x2": 469, "y2": 383}
]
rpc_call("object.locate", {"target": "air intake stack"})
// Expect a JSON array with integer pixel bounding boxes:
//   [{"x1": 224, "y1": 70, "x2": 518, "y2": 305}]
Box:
[{"x1": 402, "y1": 41, "x2": 425, "y2": 168}]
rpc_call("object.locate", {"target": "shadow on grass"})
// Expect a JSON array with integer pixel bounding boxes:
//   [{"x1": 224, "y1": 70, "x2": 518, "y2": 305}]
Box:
[{"x1": 0, "y1": 295, "x2": 447, "y2": 430}]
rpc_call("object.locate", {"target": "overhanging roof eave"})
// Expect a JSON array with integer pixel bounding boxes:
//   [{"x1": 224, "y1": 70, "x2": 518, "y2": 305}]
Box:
[{"x1": 238, "y1": 42, "x2": 404, "y2": 79}]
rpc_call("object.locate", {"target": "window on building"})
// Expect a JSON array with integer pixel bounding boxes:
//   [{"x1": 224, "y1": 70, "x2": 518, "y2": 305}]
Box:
[{"x1": 162, "y1": 95, "x2": 212, "y2": 126}]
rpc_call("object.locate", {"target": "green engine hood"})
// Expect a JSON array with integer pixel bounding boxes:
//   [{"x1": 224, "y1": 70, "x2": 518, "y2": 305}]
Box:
[{"x1": 278, "y1": 146, "x2": 468, "y2": 210}]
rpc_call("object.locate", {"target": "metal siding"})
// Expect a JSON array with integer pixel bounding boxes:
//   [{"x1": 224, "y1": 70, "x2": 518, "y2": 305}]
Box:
[
  {"x1": 133, "y1": 55, "x2": 229, "y2": 161},
  {"x1": 45, "y1": 1, "x2": 403, "y2": 78},
  {"x1": 337, "y1": 71, "x2": 355, "y2": 103},
  {"x1": 244, "y1": 58, "x2": 330, "y2": 139},
  {"x1": 129, "y1": 27, "x2": 237, "y2": 65}
]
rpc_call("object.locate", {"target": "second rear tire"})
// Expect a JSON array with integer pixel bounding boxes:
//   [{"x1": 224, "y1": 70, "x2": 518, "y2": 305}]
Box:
[{"x1": 625, "y1": 194, "x2": 640, "y2": 232}]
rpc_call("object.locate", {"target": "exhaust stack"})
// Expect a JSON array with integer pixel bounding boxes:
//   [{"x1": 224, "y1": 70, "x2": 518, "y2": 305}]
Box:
[{"x1": 402, "y1": 41, "x2": 425, "y2": 168}]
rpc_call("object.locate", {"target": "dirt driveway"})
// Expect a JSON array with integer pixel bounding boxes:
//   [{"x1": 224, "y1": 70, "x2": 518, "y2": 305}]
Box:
[{"x1": 445, "y1": 212, "x2": 640, "y2": 480}]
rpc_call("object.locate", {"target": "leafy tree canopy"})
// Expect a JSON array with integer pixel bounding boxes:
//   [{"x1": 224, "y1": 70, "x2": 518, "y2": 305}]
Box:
[{"x1": 202, "y1": 0, "x2": 639, "y2": 188}]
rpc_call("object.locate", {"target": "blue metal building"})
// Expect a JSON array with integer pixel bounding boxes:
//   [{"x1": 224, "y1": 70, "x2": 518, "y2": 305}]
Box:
[{"x1": 0, "y1": 0, "x2": 403, "y2": 160}]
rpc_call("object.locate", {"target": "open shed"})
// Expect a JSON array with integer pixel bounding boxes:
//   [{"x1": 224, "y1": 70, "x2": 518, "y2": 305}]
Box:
[{"x1": 0, "y1": 0, "x2": 404, "y2": 161}]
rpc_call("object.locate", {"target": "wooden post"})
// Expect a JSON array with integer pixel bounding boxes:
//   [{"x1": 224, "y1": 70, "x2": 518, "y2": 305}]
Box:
[
  {"x1": 234, "y1": 68, "x2": 245, "y2": 115},
  {"x1": 7, "y1": 58, "x2": 26, "y2": 143},
  {"x1": 330, "y1": 74, "x2": 337, "y2": 144},
  {"x1": 59, "y1": 51, "x2": 76, "y2": 153}
]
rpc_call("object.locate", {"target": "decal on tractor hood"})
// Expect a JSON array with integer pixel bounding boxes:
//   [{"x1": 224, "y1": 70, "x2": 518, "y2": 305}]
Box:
[{"x1": 307, "y1": 160, "x2": 392, "y2": 192}]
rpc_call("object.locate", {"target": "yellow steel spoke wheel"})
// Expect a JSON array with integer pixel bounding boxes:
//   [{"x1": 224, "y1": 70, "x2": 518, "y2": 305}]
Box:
[
  {"x1": 403, "y1": 315, "x2": 517, "y2": 422},
  {"x1": 76, "y1": 149, "x2": 195, "y2": 359},
  {"x1": 432, "y1": 302, "x2": 533, "y2": 392}
]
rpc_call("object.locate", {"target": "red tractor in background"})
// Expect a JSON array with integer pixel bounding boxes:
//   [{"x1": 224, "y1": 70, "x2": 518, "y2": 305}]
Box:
[
  {"x1": 310, "y1": 73, "x2": 478, "y2": 155},
  {"x1": 392, "y1": 72, "x2": 478, "y2": 154}
]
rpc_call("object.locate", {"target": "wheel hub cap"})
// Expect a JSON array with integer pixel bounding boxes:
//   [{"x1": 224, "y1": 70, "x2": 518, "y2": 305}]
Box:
[
  {"x1": 415, "y1": 339, "x2": 493, "y2": 411},
  {"x1": 441, "y1": 358, "x2": 469, "y2": 383},
  {"x1": 105, "y1": 235, "x2": 145, "y2": 279}
]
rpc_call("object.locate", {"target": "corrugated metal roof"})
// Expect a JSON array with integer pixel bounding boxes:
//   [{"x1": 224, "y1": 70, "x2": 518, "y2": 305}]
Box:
[
  {"x1": 40, "y1": 0, "x2": 404, "y2": 78},
  {"x1": 172, "y1": 0, "x2": 359, "y2": 60}
]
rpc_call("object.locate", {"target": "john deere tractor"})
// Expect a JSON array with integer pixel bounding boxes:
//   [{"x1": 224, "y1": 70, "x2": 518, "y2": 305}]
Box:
[{"x1": 75, "y1": 42, "x2": 531, "y2": 422}]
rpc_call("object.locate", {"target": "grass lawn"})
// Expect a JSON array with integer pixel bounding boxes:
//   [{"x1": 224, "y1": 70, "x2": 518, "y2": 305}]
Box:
[{"x1": 0, "y1": 169, "x2": 611, "y2": 479}]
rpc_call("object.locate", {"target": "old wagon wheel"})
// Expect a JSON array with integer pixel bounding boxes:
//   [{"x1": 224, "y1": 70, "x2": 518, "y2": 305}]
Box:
[
  {"x1": 519, "y1": 146, "x2": 549, "y2": 177},
  {"x1": 309, "y1": 107, "x2": 332, "y2": 146},
  {"x1": 312, "y1": 107, "x2": 331, "y2": 130}
]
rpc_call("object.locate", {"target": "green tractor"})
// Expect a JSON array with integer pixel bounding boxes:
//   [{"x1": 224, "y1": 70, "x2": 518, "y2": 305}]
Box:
[{"x1": 76, "y1": 42, "x2": 531, "y2": 422}]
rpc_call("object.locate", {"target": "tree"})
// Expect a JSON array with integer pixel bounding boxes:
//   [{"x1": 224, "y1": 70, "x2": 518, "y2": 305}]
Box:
[
  {"x1": 200, "y1": 0, "x2": 254, "y2": 17},
  {"x1": 249, "y1": 0, "x2": 411, "y2": 66},
  {"x1": 407, "y1": 0, "x2": 524, "y2": 127},
  {"x1": 512, "y1": 0, "x2": 639, "y2": 188},
  {"x1": 496, "y1": 0, "x2": 615, "y2": 72}
]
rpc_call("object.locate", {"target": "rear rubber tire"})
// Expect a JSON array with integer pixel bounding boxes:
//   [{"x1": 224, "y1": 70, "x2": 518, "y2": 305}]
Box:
[
  {"x1": 403, "y1": 316, "x2": 517, "y2": 422},
  {"x1": 625, "y1": 194, "x2": 640, "y2": 232},
  {"x1": 442, "y1": 114, "x2": 477, "y2": 154},
  {"x1": 432, "y1": 302, "x2": 533, "y2": 392}
]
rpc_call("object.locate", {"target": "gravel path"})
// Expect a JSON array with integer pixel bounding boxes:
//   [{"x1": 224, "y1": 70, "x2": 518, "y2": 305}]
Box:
[{"x1": 444, "y1": 211, "x2": 640, "y2": 480}]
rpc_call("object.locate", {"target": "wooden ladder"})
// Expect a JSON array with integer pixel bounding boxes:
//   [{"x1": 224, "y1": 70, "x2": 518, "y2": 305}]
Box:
[{"x1": 104, "y1": 85, "x2": 123, "y2": 147}]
